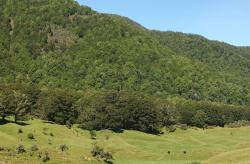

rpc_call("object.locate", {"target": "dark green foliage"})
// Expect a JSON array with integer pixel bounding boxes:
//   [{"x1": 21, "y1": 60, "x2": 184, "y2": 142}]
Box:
[
  {"x1": 79, "y1": 91, "x2": 161, "y2": 133},
  {"x1": 0, "y1": 85, "x2": 30, "y2": 122},
  {"x1": 159, "y1": 104, "x2": 180, "y2": 126},
  {"x1": 177, "y1": 100, "x2": 250, "y2": 127},
  {"x1": 37, "y1": 89, "x2": 78, "y2": 125},
  {"x1": 16, "y1": 144, "x2": 25, "y2": 154},
  {"x1": 192, "y1": 110, "x2": 208, "y2": 128},
  {"x1": 0, "y1": 0, "x2": 249, "y2": 107},
  {"x1": 0, "y1": 0, "x2": 249, "y2": 133},
  {"x1": 226, "y1": 120, "x2": 250, "y2": 128},
  {"x1": 152, "y1": 31, "x2": 250, "y2": 105}
]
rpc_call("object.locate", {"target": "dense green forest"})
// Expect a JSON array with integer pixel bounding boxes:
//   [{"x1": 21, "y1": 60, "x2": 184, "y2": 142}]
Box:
[{"x1": 0, "y1": 0, "x2": 250, "y2": 133}]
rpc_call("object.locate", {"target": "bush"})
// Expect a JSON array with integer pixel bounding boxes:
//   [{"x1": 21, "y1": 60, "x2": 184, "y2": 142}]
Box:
[
  {"x1": 168, "y1": 126, "x2": 176, "y2": 132},
  {"x1": 226, "y1": 120, "x2": 250, "y2": 128},
  {"x1": 42, "y1": 152, "x2": 50, "y2": 162},
  {"x1": 91, "y1": 144, "x2": 113, "y2": 163},
  {"x1": 178, "y1": 124, "x2": 188, "y2": 130},
  {"x1": 18, "y1": 128, "x2": 23, "y2": 133},
  {"x1": 30, "y1": 145, "x2": 39, "y2": 152},
  {"x1": 90, "y1": 130, "x2": 97, "y2": 140},
  {"x1": 66, "y1": 120, "x2": 73, "y2": 129},
  {"x1": 27, "y1": 133, "x2": 35, "y2": 139},
  {"x1": 59, "y1": 144, "x2": 69, "y2": 152},
  {"x1": 50, "y1": 132, "x2": 54, "y2": 137},
  {"x1": 16, "y1": 144, "x2": 25, "y2": 154}
]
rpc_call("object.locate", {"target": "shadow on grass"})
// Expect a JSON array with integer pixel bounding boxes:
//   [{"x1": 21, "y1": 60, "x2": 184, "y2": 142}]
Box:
[
  {"x1": 0, "y1": 119, "x2": 29, "y2": 126},
  {"x1": 42, "y1": 121, "x2": 56, "y2": 124},
  {"x1": 110, "y1": 128, "x2": 124, "y2": 133}
]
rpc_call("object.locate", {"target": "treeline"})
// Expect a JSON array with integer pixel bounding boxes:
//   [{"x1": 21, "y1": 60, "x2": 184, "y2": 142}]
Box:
[{"x1": 0, "y1": 84, "x2": 250, "y2": 133}]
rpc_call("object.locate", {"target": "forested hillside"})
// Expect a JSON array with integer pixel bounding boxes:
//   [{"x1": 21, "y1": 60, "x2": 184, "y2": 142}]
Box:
[
  {"x1": 152, "y1": 31, "x2": 250, "y2": 105},
  {"x1": 0, "y1": 0, "x2": 250, "y2": 106}
]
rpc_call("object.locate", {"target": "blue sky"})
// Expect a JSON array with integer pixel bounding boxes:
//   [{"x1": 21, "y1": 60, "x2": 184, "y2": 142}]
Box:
[{"x1": 77, "y1": 0, "x2": 250, "y2": 46}]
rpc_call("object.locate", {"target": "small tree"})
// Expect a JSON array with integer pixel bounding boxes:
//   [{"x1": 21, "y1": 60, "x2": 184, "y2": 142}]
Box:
[
  {"x1": 59, "y1": 144, "x2": 68, "y2": 152},
  {"x1": 91, "y1": 144, "x2": 113, "y2": 163},
  {"x1": 13, "y1": 91, "x2": 30, "y2": 123},
  {"x1": 42, "y1": 152, "x2": 50, "y2": 162},
  {"x1": 16, "y1": 144, "x2": 25, "y2": 153},
  {"x1": 18, "y1": 128, "x2": 23, "y2": 133}
]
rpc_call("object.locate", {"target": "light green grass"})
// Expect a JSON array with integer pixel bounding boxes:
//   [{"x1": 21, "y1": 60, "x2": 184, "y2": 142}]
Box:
[{"x1": 0, "y1": 119, "x2": 250, "y2": 164}]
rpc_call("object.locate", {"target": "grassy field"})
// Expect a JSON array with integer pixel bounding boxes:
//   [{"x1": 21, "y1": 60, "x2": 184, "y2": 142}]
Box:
[{"x1": 1, "y1": 119, "x2": 250, "y2": 164}]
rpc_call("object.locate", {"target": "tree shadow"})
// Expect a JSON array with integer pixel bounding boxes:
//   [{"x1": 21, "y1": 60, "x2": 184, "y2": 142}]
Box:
[
  {"x1": 0, "y1": 119, "x2": 29, "y2": 126},
  {"x1": 16, "y1": 121, "x2": 29, "y2": 126},
  {"x1": 110, "y1": 128, "x2": 124, "y2": 133},
  {"x1": 0, "y1": 119, "x2": 9, "y2": 125},
  {"x1": 42, "y1": 121, "x2": 56, "y2": 124}
]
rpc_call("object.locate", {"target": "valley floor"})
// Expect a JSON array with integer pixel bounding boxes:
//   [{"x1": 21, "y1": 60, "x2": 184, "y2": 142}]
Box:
[{"x1": 0, "y1": 119, "x2": 250, "y2": 164}]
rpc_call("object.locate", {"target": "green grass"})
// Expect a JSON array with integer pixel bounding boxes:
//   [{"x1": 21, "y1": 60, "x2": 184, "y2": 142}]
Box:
[{"x1": 1, "y1": 119, "x2": 250, "y2": 163}]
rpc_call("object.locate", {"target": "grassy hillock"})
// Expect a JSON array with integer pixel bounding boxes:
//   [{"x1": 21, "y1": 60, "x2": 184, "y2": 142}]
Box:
[{"x1": 1, "y1": 119, "x2": 250, "y2": 163}]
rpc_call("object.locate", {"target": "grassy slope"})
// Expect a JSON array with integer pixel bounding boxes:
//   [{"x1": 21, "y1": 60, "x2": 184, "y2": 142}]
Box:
[{"x1": 1, "y1": 120, "x2": 250, "y2": 163}]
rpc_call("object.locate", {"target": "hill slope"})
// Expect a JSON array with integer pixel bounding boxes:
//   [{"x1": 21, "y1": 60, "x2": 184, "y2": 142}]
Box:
[
  {"x1": 1, "y1": 119, "x2": 250, "y2": 163},
  {"x1": 0, "y1": 0, "x2": 249, "y2": 105}
]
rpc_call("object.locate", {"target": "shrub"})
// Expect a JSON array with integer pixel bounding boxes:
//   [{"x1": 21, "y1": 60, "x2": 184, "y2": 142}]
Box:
[
  {"x1": 91, "y1": 144, "x2": 104, "y2": 160},
  {"x1": 225, "y1": 120, "x2": 250, "y2": 128},
  {"x1": 59, "y1": 144, "x2": 69, "y2": 152},
  {"x1": 103, "y1": 151, "x2": 113, "y2": 163},
  {"x1": 50, "y1": 132, "x2": 54, "y2": 137},
  {"x1": 27, "y1": 133, "x2": 35, "y2": 139},
  {"x1": 30, "y1": 145, "x2": 39, "y2": 152},
  {"x1": 18, "y1": 128, "x2": 23, "y2": 133},
  {"x1": 91, "y1": 144, "x2": 113, "y2": 163},
  {"x1": 16, "y1": 144, "x2": 25, "y2": 153},
  {"x1": 66, "y1": 120, "x2": 73, "y2": 129},
  {"x1": 90, "y1": 130, "x2": 97, "y2": 140},
  {"x1": 168, "y1": 126, "x2": 176, "y2": 132},
  {"x1": 42, "y1": 152, "x2": 50, "y2": 162},
  {"x1": 178, "y1": 124, "x2": 188, "y2": 130}
]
